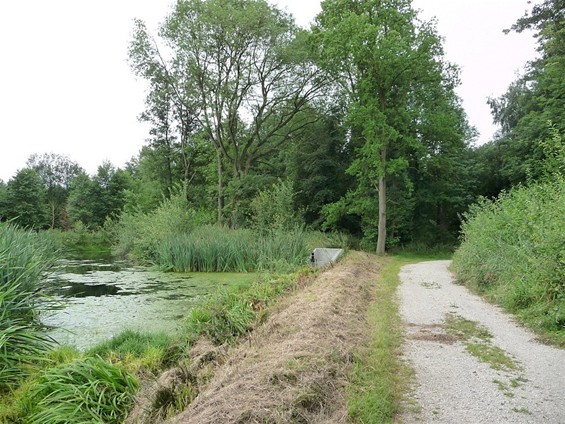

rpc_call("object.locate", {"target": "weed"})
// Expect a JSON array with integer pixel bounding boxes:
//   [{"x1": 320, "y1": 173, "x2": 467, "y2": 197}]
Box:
[
  {"x1": 445, "y1": 314, "x2": 492, "y2": 341},
  {"x1": 0, "y1": 223, "x2": 57, "y2": 390},
  {"x1": 512, "y1": 407, "x2": 532, "y2": 415},
  {"x1": 493, "y1": 379, "x2": 514, "y2": 397},
  {"x1": 184, "y1": 271, "x2": 310, "y2": 346},
  {"x1": 466, "y1": 343, "x2": 518, "y2": 371},
  {"x1": 445, "y1": 314, "x2": 520, "y2": 372}
]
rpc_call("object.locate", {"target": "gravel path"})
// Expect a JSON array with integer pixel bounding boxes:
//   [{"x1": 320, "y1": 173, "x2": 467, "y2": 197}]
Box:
[{"x1": 398, "y1": 260, "x2": 565, "y2": 423}]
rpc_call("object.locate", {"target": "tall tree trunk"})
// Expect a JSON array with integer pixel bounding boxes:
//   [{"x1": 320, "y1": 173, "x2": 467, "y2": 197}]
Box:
[
  {"x1": 50, "y1": 200, "x2": 56, "y2": 229},
  {"x1": 217, "y1": 150, "x2": 224, "y2": 225},
  {"x1": 376, "y1": 147, "x2": 387, "y2": 255}
]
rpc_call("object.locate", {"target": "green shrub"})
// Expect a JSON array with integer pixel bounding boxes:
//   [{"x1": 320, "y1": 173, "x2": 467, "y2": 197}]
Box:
[
  {"x1": 45, "y1": 225, "x2": 111, "y2": 258},
  {"x1": 112, "y1": 194, "x2": 213, "y2": 261},
  {"x1": 453, "y1": 177, "x2": 565, "y2": 343},
  {"x1": 26, "y1": 357, "x2": 138, "y2": 424},
  {"x1": 251, "y1": 180, "x2": 302, "y2": 233}
]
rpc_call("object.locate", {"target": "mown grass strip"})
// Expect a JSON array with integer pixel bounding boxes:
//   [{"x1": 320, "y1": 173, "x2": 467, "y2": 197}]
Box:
[
  {"x1": 347, "y1": 255, "x2": 424, "y2": 423},
  {"x1": 348, "y1": 252, "x2": 453, "y2": 423}
]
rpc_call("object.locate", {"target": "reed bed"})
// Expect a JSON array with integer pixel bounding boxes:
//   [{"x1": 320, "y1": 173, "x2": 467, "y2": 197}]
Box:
[{"x1": 155, "y1": 225, "x2": 310, "y2": 273}]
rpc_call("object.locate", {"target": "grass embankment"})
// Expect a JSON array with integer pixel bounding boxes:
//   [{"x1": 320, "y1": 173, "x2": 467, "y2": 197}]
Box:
[
  {"x1": 452, "y1": 178, "x2": 564, "y2": 346},
  {"x1": 0, "y1": 223, "x2": 138, "y2": 423},
  {"x1": 347, "y1": 252, "x2": 451, "y2": 423},
  {"x1": 0, "y1": 264, "x2": 313, "y2": 422}
]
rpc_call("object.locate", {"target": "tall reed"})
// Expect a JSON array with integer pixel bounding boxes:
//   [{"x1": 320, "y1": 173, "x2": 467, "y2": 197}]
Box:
[
  {"x1": 155, "y1": 225, "x2": 310, "y2": 273},
  {"x1": 0, "y1": 223, "x2": 56, "y2": 389}
]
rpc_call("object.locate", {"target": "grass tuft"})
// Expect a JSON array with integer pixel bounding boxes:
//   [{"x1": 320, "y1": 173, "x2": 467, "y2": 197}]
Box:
[
  {"x1": 25, "y1": 357, "x2": 138, "y2": 424},
  {"x1": 87, "y1": 330, "x2": 178, "y2": 373},
  {"x1": 445, "y1": 314, "x2": 520, "y2": 372},
  {"x1": 184, "y1": 271, "x2": 308, "y2": 346}
]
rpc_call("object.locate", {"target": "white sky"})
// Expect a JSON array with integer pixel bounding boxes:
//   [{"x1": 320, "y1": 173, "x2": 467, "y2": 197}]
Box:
[{"x1": 0, "y1": 0, "x2": 537, "y2": 182}]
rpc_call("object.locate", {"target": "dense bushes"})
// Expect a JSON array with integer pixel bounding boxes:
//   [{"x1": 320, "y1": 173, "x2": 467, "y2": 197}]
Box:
[
  {"x1": 452, "y1": 177, "x2": 565, "y2": 343},
  {"x1": 112, "y1": 190, "x2": 347, "y2": 272},
  {"x1": 111, "y1": 194, "x2": 213, "y2": 261}
]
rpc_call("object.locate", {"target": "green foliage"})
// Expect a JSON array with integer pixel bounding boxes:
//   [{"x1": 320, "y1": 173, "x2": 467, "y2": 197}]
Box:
[
  {"x1": 484, "y1": 0, "x2": 564, "y2": 190},
  {"x1": 112, "y1": 193, "x2": 213, "y2": 261},
  {"x1": 0, "y1": 223, "x2": 56, "y2": 390},
  {"x1": 539, "y1": 122, "x2": 565, "y2": 179},
  {"x1": 155, "y1": 225, "x2": 309, "y2": 273},
  {"x1": 68, "y1": 164, "x2": 133, "y2": 230},
  {"x1": 0, "y1": 180, "x2": 7, "y2": 220},
  {"x1": 46, "y1": 224, "x2": 111, "y2": 258},
  {"x1": 287, "y1": 109, "x2": 355, "y2": 228},
  {"x1": 130, "y1": 0, "x2": 325, "y2": 222},
  {"x1": 25, "y1": 357, "x2": 138, "y2": 424},
  {"x1": 4, "y1": 169, "x2": 49, "y2": 229},
  {"x1": 27, "y1": 153, "x2": 83, "y2": 230},
  {"x1": 453, "y1": 178, "x2": 565, "y2": 344},
  {"x1": 185, "y1": 272, "x2": 303, "y2": 345},
  {"x1": 251, "y1": 180, "x2": 302, "y2": 233}
]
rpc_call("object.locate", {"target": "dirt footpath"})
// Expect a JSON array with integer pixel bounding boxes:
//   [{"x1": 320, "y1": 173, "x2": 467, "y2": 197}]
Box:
[
  {"x1": 166, "y1": 252, "x2": 381, "y2": 424},
  {"x1": 398, "y1": 260, "x2": 565, "y2": 423}
]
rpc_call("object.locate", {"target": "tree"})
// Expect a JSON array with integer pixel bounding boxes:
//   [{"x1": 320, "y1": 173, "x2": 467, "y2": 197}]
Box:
[
  {"x1": 67, "y1": 171, "x2": 98, "y2": 228},
  {"x1": 4, "y1": 168, "x2": 48, "y2": 229},
  {"x1": 67, "y1": 164, "x2": 132, "y2": 229},
  {"x1": 287, "y1": 107, "x2": 355, "y2": 227},
  {"x1": 130, "y1": 0, "x2": 326, "y2": 224},
  {"x1": 26, "y1": 153, "x2": 82, "y2": 229},
  {"x1": 486, "y1": 0, "x2": 564, "y2": 187},
  {"x1": 314, "y1": 0, "x2": 467, "y2": 253}
]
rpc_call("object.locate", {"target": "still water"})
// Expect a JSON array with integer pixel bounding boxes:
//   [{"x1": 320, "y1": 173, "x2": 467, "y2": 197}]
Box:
[{"x1": 40, "y1": 258, "x2": 254, "y2": 351}]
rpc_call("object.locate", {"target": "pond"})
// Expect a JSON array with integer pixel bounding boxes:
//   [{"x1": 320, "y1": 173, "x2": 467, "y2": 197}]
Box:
[{"x1": 40, "y1": 258, "x2": 255, "y2": 351}]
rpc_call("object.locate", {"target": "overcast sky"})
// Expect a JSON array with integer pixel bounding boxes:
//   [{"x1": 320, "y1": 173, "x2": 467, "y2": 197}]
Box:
[{"x1": 0, "y1": 0, "x2": 537, "y2": 182}]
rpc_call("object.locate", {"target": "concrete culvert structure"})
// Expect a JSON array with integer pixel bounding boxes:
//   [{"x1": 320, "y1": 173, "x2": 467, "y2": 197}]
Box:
[{"x1": 310, "y1": 248, "x2": 344, "y2": 268}]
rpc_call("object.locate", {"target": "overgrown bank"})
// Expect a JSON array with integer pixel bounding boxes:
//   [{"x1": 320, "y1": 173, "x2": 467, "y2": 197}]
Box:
[{"x1": 452, "y1": 177, "x2": 565, "y2": 346}]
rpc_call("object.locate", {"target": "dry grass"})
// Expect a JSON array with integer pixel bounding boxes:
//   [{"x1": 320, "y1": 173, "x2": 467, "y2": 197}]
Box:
[{"x1": 164, "y1": 251, "x2": 382, "y2": 424}]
